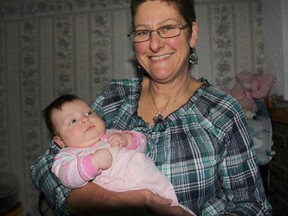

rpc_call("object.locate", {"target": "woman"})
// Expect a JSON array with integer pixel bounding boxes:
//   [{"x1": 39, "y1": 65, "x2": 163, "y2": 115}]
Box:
[{"x1": 31, "y1": 0, "x2": 272, "y2": 215}]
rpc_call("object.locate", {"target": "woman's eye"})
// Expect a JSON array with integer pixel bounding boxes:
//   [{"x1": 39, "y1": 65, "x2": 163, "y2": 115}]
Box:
[
  {"x1": 135, "y1": 30, "x2": 149, "y2": 36},
  {"x1": 160, "y1": 25, "x2": 176, "y2": 32}
]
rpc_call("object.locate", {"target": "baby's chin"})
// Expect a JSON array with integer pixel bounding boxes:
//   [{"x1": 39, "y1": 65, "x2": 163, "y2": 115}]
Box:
[{"x1": 81, "y1": 137, "x2": 102, "y2": 148}]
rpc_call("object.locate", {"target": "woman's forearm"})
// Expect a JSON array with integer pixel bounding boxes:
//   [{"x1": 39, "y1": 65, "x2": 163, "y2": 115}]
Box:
[
  {"x1": 66, "y1": 182, "x2": 174, "y2": 215},
  {"x1": 66, "y1": 182, "x2": 110, "y2": 214}
]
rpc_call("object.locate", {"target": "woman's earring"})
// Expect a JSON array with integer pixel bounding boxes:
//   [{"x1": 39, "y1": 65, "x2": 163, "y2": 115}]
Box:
[
  {"x1": 136, "y1": 63, "x2": 146, "y2": 76},
  {"x1": 189, "y1": 52, "x2": 198, "y2": 65}
]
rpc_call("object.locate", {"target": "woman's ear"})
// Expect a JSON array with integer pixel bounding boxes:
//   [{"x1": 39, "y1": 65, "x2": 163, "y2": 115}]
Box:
[
  {"x1": 189, "y1": 22, "x2": 198, "y2": 48},
  {"x1": 54, "y1": 135, "x2": 65, "y2": 148}
]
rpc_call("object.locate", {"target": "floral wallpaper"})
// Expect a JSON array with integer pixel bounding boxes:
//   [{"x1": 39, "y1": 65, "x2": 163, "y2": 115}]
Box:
[
  {"x1": 0, "y1": 0, "x2": 264, "y2": 214},
  {"x1": 211, "y1": 3, "x2": 234, "y2": 87},
  {"x1": 207, "y1": 2, "x2": 264, "y2": 88}
]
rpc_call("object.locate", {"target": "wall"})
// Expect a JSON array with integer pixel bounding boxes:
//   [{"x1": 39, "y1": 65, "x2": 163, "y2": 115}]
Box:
[
  {"x1": 0, "y1": 0, "x2": 264, "y2": 214},
  {"x1": 261, "y1": 0, "x2": 288, "y2": 100}
]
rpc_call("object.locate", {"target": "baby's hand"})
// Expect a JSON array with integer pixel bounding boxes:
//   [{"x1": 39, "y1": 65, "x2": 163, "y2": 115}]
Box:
[
  {"x1": 91, "y1": 148, "x2": 112, "y2": 171},
  {"x1": 107, "y1": 133, "x2": 132, "y2": 150}
]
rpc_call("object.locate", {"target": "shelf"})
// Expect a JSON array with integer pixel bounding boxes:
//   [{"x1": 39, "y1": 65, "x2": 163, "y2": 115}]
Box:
[{"x1": 268, "y1": 107, "x2": 288, "y2": 124}]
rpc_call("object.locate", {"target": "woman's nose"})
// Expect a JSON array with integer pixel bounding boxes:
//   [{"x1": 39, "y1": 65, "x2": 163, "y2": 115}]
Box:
[{"x1": 149, "y1": 31, "x2": 163, "y2": 52}]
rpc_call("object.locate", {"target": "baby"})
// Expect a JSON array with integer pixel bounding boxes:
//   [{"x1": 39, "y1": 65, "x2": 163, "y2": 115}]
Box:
[
  {"x1": 43, "y1": 94, "x2": 195, "y2": 215},
  {"x1": 43, "y1": 95, "x2": 177, "y2": 199}
]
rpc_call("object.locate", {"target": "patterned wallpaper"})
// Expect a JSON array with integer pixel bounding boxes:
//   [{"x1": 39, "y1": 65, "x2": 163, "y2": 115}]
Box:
[
  {"x1": 0, "y1": 0, "x2": 264, "y2": 214},
  {"x1": 261, "y1": 0, "x2": 288, "y2": 99}
]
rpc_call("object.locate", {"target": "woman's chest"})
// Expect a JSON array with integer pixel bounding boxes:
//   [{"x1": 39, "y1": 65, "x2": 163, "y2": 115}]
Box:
[{"x1": 146, "y1": 124, "x2": 226, "y2": 176}]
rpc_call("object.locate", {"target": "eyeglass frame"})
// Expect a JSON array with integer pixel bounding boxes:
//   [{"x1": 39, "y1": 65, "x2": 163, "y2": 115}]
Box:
[{"x1": 127, "y1": 23, "x2": 190, "y2": 43}]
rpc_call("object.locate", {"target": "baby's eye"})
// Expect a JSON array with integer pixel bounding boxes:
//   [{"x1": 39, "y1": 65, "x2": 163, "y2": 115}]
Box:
[
  {"x1": 85, "y1": 111, "x2": 93, "y2": 116},
  {"x1": 68, "y1": 119, "x2": 77, "y2": 125}
]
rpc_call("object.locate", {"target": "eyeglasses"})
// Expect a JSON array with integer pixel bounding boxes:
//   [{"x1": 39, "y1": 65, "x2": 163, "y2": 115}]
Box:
[{"x1": 127, "y1": 23, "x2": 190, "y2": 43}]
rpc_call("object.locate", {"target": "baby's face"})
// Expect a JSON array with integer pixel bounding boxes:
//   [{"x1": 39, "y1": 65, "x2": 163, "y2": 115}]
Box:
[{"x1": 52, "y1": 99, "x2": 106, "y2": 148}]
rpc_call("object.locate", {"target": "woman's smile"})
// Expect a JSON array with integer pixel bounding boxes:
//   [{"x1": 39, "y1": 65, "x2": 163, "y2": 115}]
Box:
[{"x1": 150, "y1": 53, "x2": 173, "y2": 61}]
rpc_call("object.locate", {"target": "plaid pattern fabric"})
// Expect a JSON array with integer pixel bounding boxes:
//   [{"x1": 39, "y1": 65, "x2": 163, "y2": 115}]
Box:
[{"x1": 31, "y1": 77, "x2": 272, "y2": 215}]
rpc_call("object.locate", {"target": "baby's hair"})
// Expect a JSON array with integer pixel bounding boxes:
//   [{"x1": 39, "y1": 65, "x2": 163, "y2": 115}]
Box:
[{"x1": 42, "y1": 94, "x2": 81, "y2": 135}]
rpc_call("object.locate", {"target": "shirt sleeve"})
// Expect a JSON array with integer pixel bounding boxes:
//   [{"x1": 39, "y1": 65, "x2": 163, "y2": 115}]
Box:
[
  {"x1": 201, "y1": 98, "x2": 272, "y2": 215},
  {"x1": 31, "y1": 141, "x2": 71, "y2": 215},
  {"x1": 102, "y1": 129, "x2": 147, "y2": 153},
  {"x1": 123, "y1": 130, "x2": 147, "y2": 153},
  {"x1": 52, "y1": 150, "x2": 101, "y2": 189}
]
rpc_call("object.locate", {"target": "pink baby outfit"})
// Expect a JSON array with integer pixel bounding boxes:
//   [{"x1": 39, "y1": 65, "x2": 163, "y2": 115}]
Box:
[{"x1": 52, "y1": 130, "x2": 179, "y2": 206}]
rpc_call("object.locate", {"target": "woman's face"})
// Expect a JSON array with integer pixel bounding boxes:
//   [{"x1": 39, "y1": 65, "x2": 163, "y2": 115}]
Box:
[{"x1": 133, "y1": 1, "x2": 197, "y2": 83}]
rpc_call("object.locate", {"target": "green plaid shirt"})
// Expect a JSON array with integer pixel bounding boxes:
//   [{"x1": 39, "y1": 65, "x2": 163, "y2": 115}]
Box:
[{"x1": 31, "y1": 77, "x2": 272, "y2": 215}]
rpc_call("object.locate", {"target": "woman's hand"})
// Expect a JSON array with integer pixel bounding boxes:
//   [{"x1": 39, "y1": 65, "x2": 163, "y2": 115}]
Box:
[{"x1": 147, "y1": 205, "x2": 194, "y2": 216}]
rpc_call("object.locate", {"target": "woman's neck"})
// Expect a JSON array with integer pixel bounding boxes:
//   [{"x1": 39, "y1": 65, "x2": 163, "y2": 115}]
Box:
[
  {"x1": 146, "y1": 75, "x2": 193, "y2": 109},
  {"x1": 139, "y1": 75, "x2": 203, "y2": 126}
]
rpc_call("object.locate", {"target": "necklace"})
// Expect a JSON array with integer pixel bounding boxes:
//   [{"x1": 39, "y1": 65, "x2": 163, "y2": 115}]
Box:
[
  {"x1": 149, "y1": 78, "x2": 193, "y2": 124},
  {"x1": 151, "y1": 94, "x2": 186, "y2": 124},
  {"x1": 151, "y1": 100, "x2": 164, "y2": 124},
  {"x1": 150, "y1": 79, "x2": 203, "y2": 124}
]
